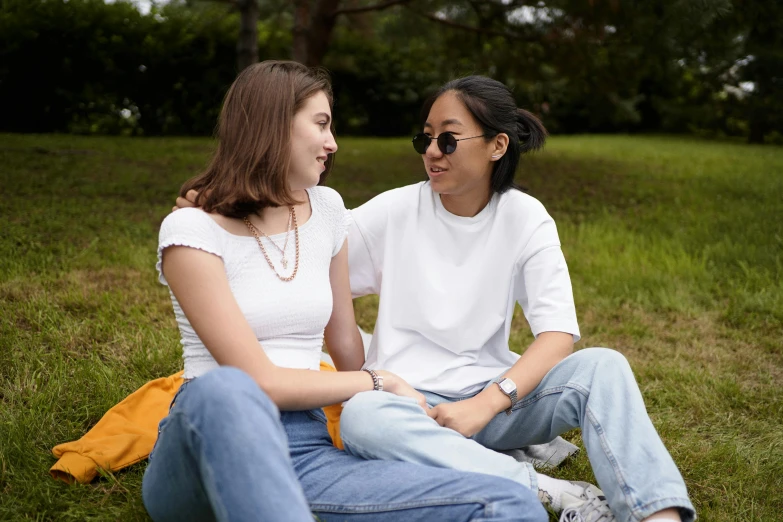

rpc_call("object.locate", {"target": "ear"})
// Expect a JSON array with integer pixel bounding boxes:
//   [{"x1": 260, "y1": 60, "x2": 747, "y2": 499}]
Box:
[{"x1": 490, "y1": 133, "x2": 509, "y2": 161}]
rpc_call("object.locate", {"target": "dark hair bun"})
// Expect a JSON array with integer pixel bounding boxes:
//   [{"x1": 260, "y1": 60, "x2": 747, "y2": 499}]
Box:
[{"x1": 517, "y1": 109, "x2": 547, "y2": 153}]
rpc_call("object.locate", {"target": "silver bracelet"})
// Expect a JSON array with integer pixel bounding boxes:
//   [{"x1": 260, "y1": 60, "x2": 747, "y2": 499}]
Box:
[{"x1": 362, "y1": 368, "x2": 383, "y2": 391}]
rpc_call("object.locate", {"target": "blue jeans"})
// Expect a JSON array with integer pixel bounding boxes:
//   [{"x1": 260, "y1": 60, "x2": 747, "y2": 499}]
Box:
[
  {"x1": 142, "y1": 367, "x2": 547, "y2": 522},
  {"x1": 340, "y1": 348, "x2": 697, "y2": 522}
]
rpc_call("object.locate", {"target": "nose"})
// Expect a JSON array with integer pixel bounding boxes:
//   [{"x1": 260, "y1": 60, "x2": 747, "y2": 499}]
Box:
[
  {"x1": 325, "y1": 130, "x2": 338, "y2": 153},
  {"x1": 424, "y1": 137, "x2": 443, "y2": 159}
]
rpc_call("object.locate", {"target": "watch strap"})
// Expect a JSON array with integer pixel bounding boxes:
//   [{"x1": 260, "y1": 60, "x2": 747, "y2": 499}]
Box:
[{"x1": 497, "y1": 378, "x2": 519, "y2": 415}]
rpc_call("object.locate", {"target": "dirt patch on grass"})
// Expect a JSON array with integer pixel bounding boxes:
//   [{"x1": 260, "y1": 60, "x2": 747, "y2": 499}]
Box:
[
  {"x1": 517, "y1": 155, "x2": 638, "y2": 217},
  {"x1": 57, "y1": 268, "x2": 149, "y2": 295},
  {"x1": 575, "y1": 305, "x2": 783, "y2": 393}
]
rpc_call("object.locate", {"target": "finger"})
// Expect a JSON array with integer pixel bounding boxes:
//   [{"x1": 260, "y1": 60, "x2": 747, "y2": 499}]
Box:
[
  {"x1": 175, "y1": 196, "x2": 191, "y2": 209},
  {"x1": 429, "y1": 407, "x2": 446, "y2": 426},
  {"x1": 186, "y1": 189, "x2": 199, "y2": 203},
  {"x1": 172, "y1": 206, "x2": 177, "y2": 212}
]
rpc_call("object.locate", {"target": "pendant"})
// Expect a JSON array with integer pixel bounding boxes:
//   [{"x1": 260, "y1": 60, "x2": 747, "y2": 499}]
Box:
[{"x1": 281, "y1": 257, "x2": 288, "y2": 270}]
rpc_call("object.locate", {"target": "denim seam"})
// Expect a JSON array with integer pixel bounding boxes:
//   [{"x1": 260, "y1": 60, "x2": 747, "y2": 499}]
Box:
[
  {"x1": 585, "y1": 405, "x2": 639, "y2": 520},
  {"x1": 513, "y1": 384, "x2": 578, "y2": 411},
  {"x1": 306, "y1": 409, "x2": 327, "y2": 425},
  {"x1": 496, "y1": 380, "x2": 677, "y2": 522},
  {"x1": 310, "y1": 497, "x2": 492, "y2": 514},
  {"x1": 339, "y1": 432, "x2": 366, "y2": 459},
  {"x1": 180, "y1": 411, "x2": 230, "y2": 522}
]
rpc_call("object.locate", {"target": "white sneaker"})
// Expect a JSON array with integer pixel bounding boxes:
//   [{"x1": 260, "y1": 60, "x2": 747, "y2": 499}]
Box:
[{"x1": 559, "y1": 483, "x2": 616, "y2": 522}]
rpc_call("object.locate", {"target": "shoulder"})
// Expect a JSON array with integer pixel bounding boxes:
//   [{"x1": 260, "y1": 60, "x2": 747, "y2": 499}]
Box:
[
  {"x1": 309, "y1": 186, "x2": 348, "y2": 221},
  {"x1": 310, "y1": 185, "x2": 343, "y2": 206},
  {"x1": 157, "y1": 208, "x2": 225, "y2": 284},
  {"x1": 159, "y1": 208, "x2": 224, "y2": 248},
  {"x1": 310, "y1": 186, "x2": 348, "y2": 226},
  {"x1": 160, "y1": 207, "x2": 219, "y2": 234},
  {"x1": 496, "y1": 188, "x2": 552, "y2": 224}
]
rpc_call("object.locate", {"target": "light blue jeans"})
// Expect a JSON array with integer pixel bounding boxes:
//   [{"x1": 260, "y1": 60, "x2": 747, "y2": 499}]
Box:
[
  {"x1": 142, "y1": 366, "x2": 548, "y2": 522},
  {"x1": 340, "y1": 348, "x2": 696, "y2": 522}
]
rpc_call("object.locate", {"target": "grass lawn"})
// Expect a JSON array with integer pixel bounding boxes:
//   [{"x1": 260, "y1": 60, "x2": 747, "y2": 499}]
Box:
[{"x1": 1, "y1": 133, "x2": 781, "y2": 520}]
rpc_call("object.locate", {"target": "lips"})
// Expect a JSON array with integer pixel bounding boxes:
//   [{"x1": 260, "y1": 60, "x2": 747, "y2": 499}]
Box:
[{"x1": 428, "y1": 165, "x2": 448, "y2": 178}]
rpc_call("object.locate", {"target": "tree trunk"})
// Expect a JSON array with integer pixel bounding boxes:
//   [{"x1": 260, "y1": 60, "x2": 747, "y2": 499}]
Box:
[
  {"x1": 307, "y1": 0, "x2": 341, "y2": 66},
  {"x1": 237, "y1": 0, "x2": 259, "y2": 72},
  {"x1": 292, "y1": 0, "x2": 312, "y2": 64}
]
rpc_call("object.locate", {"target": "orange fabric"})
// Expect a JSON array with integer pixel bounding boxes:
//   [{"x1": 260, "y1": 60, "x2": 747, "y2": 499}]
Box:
[
  {"x1": 319, "y1": 361, "x2": 346, "y2": 450},
  {"x1": 50, "y1": 362, "x2": 345, "y2": 484},
  {"x1": 50, "y1": 370, "x2": 185, "y2": 484}
]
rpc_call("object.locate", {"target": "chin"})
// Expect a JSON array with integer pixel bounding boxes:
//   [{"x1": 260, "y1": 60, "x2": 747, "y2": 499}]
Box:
[{"x1": 427, "y1": 177, "x2": 449, "y2": 194}]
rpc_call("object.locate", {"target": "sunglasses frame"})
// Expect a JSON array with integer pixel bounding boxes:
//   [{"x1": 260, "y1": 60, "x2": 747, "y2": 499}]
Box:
[{"x1": 412, "y1": 132, "x2": 488, "y2": 155}]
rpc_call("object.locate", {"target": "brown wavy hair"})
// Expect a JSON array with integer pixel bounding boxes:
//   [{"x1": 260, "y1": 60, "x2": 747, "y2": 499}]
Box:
[{"x1": 180, "y1": 61, "x2": 335, "y2": 218}]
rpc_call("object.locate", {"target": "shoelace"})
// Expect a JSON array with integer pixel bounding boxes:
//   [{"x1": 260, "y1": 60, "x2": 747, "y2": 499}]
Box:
[{"x1": 559, "y1": 492, "x2": 614, "y2": 522}]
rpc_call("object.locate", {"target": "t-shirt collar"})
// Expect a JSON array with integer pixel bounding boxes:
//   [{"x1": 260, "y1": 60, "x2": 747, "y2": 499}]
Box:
[{"x1": 433, "y1": 186, "x2": 497, "y2": 226}]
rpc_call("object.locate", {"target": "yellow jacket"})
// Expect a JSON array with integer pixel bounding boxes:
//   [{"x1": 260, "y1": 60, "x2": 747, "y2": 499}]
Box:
[{"x1": 50, "y1": 362, "x2": 345, "y2": 484}]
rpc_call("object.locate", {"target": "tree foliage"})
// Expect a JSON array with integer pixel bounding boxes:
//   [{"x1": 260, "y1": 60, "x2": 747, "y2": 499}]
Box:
[{"x1": 0, "y1": 0, "x2": 779, "y2": 142}]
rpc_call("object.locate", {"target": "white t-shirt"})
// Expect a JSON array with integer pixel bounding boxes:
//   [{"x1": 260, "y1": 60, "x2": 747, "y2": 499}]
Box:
[
  {"x1": 157, "y1": 186, "x2": 351, "y2": 379},
  {"x1": 349, "y1": 181, "x2": 580, "y2": 397}
]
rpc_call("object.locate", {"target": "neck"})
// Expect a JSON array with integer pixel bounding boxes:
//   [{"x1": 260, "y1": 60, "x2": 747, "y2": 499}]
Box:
[
  {"x1": 256, "y1": 189, "x2": 306, "y2": 218},
  {"x1": 439, "y1": 186, "x2": 492, "y2": 218}
]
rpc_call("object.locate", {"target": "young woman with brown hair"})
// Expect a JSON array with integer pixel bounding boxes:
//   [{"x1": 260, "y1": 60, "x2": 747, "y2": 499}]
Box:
[{"x1": 143, "y1": 61, "x2": 546, "y2": 522}]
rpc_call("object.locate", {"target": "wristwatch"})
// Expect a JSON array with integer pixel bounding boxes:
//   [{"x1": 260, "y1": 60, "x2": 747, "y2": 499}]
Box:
[{"x1": 496, "y1": 378, "x2": 518, "y2": 415}]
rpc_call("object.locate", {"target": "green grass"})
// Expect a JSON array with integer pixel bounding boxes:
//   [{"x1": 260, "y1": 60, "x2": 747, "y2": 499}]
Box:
[{"x1": 1, "y1": 133, "x2": 781, "y2": 521}]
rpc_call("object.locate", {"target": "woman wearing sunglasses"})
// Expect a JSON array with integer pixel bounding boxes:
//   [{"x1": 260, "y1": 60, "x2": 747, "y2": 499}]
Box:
[
  {"x1": 147, "y1": 61, "x2": 548, "y2": 522},
  {"x1": 338, "y1": 76, "x2": 696, "y2": 522}
]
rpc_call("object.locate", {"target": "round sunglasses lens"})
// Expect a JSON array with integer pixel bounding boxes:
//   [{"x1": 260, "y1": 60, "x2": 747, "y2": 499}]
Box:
[
  {"x1": 438, "y1": 133, "x2": 457, "y2": 154},
  {"x1": 412, "y1": 134, "x2": 430, "y2": 154}
]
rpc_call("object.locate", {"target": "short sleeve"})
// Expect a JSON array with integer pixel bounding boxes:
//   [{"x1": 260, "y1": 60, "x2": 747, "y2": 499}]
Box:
[
  {"x1": 348, "y1": 191, "x2": 394, "y2": 297},
  {"x1": 332, "y1": 208, "x2": 352, "y2": 257},
  {"x1": 514, "y1": 218, "x2": 581, "y2": 342},
  {"x1": 310, "y1": 186, "x2": 352, "y2": 257},
  {"x1": 157, "y1": 208, "x2": 224, "y2": 286}
]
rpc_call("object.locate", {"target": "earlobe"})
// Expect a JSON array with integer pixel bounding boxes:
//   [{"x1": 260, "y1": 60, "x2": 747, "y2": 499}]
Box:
[{"x1": 492, "y1": 133, "x2": 509, "y2": 160}]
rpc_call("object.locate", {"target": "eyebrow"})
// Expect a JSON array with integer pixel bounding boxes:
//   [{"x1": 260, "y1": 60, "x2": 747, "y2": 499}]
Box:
[
  {"x1": 315, "y1": 112, "x2": 332, "y2": 123},
  {"x1": 423, "y1": 118, "x2": 463, "y2": 128}
]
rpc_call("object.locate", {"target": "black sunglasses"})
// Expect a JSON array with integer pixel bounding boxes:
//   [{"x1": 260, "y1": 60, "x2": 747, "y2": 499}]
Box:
[{"x1": 412, "y1": 132, "x2": 487, "y2": 155}]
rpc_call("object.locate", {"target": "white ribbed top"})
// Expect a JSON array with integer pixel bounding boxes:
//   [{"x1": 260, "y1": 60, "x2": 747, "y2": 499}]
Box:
[{"x1": 157, "y1": 186, "x2": 351, "y2": 379}]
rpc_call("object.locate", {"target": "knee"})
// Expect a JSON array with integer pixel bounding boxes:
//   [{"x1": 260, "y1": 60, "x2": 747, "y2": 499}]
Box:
[
  {"x1": 579, "y1": 347, "x2": 632, "y2": 372},
  {"x1": 340, "y1": 391, "x2": 412, "y2": 444},
  {"x1": 575, "y1": 348, "x2": 637, "y2": 391},
  {"x1": 181, "y1": 367, "x2": 277, "y2": 422}
]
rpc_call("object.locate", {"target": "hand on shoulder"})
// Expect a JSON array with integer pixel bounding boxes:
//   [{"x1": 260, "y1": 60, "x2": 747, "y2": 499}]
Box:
[{"x1": 172, "y1": 189, "x2": 201, "y2": 212}]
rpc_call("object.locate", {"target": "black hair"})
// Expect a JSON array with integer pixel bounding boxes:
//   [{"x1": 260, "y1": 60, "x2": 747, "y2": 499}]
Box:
[{"x1": 420, "y1": 76, "x2": 547, "y2": 193}]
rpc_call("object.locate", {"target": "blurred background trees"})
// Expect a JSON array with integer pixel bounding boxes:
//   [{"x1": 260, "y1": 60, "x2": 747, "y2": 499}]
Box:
[{"x1": 1, "y1": 0, "x2": 780, "y2": 142}]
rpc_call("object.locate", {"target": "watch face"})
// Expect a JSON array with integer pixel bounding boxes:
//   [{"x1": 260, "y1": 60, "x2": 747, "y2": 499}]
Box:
[{"x1": 499, "y1": 379, "x2": 515, "y2": 394}]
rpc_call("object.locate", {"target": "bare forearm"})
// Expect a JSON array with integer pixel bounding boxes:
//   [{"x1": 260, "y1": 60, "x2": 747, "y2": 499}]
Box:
[
  {"x1": 474, "y1": 332, "x2": 574, "y2": 415},
  {"x1": 325, "y1": 327, "x2": 365, "y2": 371},
  {"x1": 202, "y1": 336, "x2": 374, "y2": 410},
  {"x1": 263, "y1": 367, "x2": 374, "y2": 410},
  {"x1": 323, "y1": 242, "x2": 366, "y2": 372}
]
